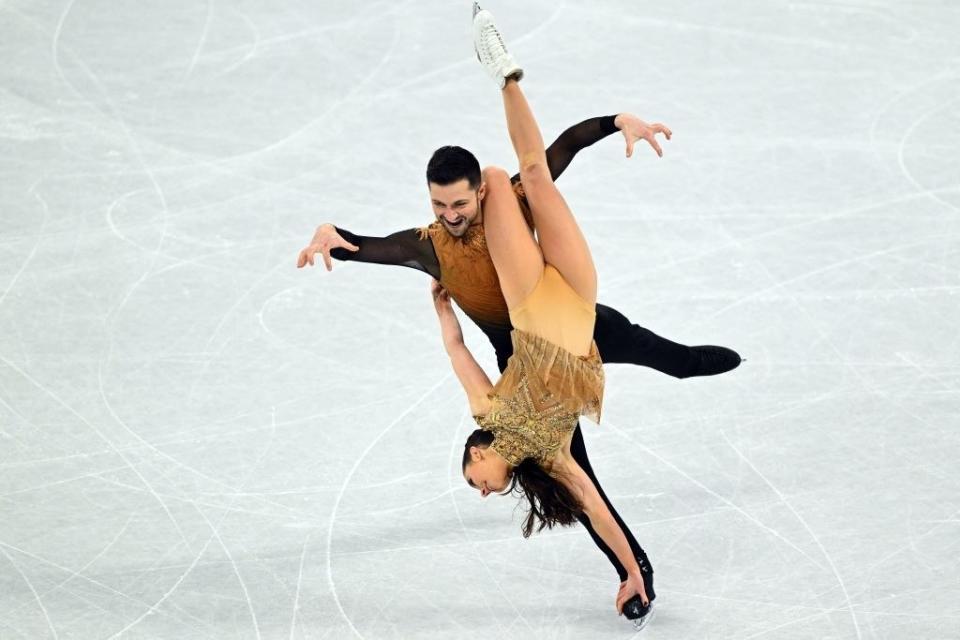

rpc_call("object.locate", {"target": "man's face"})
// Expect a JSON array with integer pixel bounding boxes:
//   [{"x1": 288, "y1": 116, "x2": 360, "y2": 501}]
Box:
[{"x1": 428, "y1": 179, "x2": 485, "y2": 238}]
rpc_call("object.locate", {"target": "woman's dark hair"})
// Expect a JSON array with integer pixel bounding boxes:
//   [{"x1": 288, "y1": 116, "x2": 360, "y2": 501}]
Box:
[
  {"x1": 462, "y1": 429, "x2": 583, "y2": 538},
  {"x1": 427, "y1": 146, "x2": 482, "y2": 189}
]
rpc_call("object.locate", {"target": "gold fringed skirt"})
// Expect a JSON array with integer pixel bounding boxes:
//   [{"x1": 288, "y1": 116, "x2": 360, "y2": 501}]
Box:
[{"x1": 474, "y1": 265, "x2": 604, "y2": 466}]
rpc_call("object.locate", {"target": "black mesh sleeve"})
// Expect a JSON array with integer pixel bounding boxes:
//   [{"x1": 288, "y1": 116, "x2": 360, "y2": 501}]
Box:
[
  {"x1": 330, "y1": 227, "x2": 440, "y2": 280},
  {"x1": 511, "y1": 115, "x2": 620, "y2": 184}
]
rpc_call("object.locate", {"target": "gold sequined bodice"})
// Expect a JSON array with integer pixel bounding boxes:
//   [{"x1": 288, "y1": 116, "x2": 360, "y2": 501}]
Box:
[{"x1": 474, "y1": 329, "x2": 604, "y2": 467}]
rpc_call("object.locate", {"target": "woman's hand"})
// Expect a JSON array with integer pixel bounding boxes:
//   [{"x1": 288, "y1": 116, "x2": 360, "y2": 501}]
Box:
[
  {"x1": 431, "y1": 279, "x2": 452, "y2": 313},
  {"x1": 616, "y1": 571, "x2": 649, "y2": 615}
]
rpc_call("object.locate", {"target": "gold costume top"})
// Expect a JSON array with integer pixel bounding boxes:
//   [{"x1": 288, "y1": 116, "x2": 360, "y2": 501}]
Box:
[
  {"x1": 474, "y1": 330, "x2": 603, "y2": 468},
  {"x1": 420, "y1": 181, "x2": 535, "y2": 329},
  {"x1": 474, "y1": 265, "x2": 604, "y2": 469}
]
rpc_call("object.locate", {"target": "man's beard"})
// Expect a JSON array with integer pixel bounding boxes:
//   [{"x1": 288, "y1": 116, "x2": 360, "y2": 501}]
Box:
[
  {"x1": 441, "y1": 216, "x2": 471, "y2": 237},
  {"x1": 439, "y1": 192, "x2": 480, "y2": 238}
]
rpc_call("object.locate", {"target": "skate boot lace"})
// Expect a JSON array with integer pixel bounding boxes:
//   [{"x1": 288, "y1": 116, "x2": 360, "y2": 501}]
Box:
[{"x1": 478, "y1": 22, "x2": 507, "y2": 63}]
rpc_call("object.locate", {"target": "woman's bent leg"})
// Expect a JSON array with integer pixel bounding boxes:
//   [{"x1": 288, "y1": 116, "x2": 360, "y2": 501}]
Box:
[{"x1": 480, "y1": 166, "x2": 544, "y2": 309}]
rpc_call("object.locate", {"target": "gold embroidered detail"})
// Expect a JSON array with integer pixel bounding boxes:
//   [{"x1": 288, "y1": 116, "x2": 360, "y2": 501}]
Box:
[
  {"x1": 460, "y1": 224, "x2": 488, "y2": 251},
  {"x1": 474, "y1": 330, "x2": 604, "y2": 467}
]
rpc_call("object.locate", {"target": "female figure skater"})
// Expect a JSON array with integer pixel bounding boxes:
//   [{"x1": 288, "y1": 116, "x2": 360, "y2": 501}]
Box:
[{"x1": 432, "y1": 4, "x2": 653, "y2": 627}]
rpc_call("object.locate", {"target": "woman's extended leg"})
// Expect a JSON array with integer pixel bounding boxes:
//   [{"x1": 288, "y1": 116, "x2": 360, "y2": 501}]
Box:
[
  {"x1": 473, "y1": 7, "x2": 596, "y2": 311},
  {"x1": 500, "y1": 79, "x2": 597, "y2": 307}
]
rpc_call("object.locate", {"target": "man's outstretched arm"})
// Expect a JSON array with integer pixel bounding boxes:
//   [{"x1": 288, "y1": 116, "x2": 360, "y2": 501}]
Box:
[
  {"x1": 515, "y1": 113, "x2": 673, "y2": 184},
  {"x1": 296, "y1": 223, "x2": 440, "y2": 279}
]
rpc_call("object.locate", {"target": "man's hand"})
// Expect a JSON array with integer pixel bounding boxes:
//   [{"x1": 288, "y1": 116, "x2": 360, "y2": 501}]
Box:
[
  {"x1": 615, "y1": 113, "x2": 672, "y2": 159},
  {"x1": 296, "y1": 223, "x2": 359, "y2": 271}
]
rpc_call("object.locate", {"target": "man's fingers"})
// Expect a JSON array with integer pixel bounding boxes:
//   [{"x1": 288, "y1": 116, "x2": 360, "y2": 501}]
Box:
[
  {"x1": 322, "y1": 250, "x2": 333, "y2": 271},
  {"x1": 334, "y1": 238, "x2": 360, "y2": 253},
  {"x1": 653, "y1": 123, "x2": 673, "y2": 139},
  {"x1": 650, "y1": 137, "x2": 663, "y2": 157},
  {"x1": 625, "y1": 137, "x2": 635, "y2": 158}
]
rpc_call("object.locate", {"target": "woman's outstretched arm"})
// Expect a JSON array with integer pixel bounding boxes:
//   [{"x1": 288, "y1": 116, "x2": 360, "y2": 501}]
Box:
[
  {"x1": 432, "y1": 280, "x2": 493, "y2": 416},
  {"x1": 557, "y1": 456, "x2": 650, "y2": 613}
]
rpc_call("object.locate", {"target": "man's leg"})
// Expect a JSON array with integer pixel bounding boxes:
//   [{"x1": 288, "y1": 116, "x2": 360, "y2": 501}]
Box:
[
  {"x1": 480, "y1": 325, "x2": 516, "y2": 374},
  {"x1": 594, "y1": 303, "x2": 741, "y2": 378}
]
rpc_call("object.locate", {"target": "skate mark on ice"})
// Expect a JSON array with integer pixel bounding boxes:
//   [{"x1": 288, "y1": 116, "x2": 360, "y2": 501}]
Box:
[
  {"x1": 326, "y1": 375, "x2": 450, "y2": 639},
  {"x1": 720, "y1": 431, "x2": 863, "y2": 640},
  {"x1": 184, "y1": 0, "x2": 215, "y2": 79},
  {"x1": 0, "y1": 545, "x2": 59, "y2": 639},
  {"x1": 446, "y1": 406, "x2": 534, "y2": 634},
  {"x1": 603, "y1": 416, "x2": 829, "y2": 571}
]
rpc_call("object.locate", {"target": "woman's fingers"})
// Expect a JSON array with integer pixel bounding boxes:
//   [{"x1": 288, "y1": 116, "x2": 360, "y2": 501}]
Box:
[{"x1": 431, "y1": 279, "x2": 452, "y2": 306}]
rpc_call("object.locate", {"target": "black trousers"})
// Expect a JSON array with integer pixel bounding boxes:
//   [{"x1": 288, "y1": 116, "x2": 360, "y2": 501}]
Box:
[
  {"x1": 483, "y1": 303, "x2": 681, "y2": 581},
  {"x1": 486, "y1": 303, "x2": 699, "y2": 378}
]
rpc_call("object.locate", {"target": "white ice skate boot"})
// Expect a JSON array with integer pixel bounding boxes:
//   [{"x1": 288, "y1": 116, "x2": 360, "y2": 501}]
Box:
[{"x1": 472, "y1": 3, "x2": 523, "y2": 89}]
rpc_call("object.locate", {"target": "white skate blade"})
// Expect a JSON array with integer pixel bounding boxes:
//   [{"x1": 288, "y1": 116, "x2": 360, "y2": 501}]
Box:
[{"x1": 632, "y1": 603, "x2": 655, "y2": 632}]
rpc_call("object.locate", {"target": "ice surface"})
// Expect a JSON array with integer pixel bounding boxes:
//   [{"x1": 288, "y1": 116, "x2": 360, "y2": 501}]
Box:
[{"x1": 1, "y1": 1, "x2": 959, "y2": 638}]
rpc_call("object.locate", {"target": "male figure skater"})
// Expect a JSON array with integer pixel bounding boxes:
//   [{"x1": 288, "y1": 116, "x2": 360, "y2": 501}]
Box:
[
  {"x1": 297, "y1": 94, "x2": 740, "y2": 617},
  {"x1": 297, "y1": 113, "x2": 739, "y2": 377}
]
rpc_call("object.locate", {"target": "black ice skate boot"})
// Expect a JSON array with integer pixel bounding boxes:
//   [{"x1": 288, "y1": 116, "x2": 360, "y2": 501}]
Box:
[
  {"x1": 688, "y1": 345, "x2": 741, "y2": 377},
  {"x1": 622, "y1": 553, "x2": 656, "y2": 631},
  {"x1": 623, "y1": 596, "x2": 655, "y2": 631}
]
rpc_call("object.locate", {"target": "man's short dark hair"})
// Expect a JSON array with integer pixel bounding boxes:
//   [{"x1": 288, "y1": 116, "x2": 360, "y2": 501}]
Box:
[{"x1": 426, "y1": 146, "x2": 481, "y2": 189}]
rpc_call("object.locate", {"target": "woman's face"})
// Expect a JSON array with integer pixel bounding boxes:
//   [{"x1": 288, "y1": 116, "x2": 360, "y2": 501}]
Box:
[{"x1": 463, "y1": 447, "x2": 511, "y2": 498}]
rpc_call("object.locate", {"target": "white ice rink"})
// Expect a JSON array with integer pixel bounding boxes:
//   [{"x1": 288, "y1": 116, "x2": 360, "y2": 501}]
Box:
[{"x1": 2, "y1": 1, "x2": 959, "y2": 638}]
